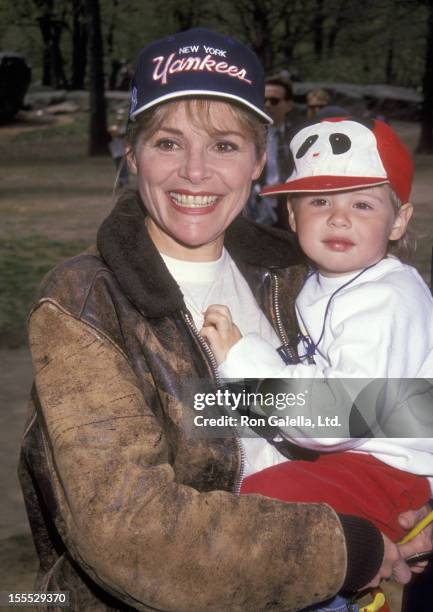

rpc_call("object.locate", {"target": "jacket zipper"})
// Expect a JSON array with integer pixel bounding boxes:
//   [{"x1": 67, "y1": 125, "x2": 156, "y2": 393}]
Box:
[
  {"x1": 271, "y1": 272, "x2": 298, "y2": 364},
  {"x1": 182, "y1": 310, "x2": 245, "y2": 494}
]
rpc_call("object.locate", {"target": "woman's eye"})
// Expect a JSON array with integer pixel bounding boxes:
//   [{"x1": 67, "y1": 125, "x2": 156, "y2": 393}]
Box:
[
  {"x1": 155, "y1": 139, "x2": 179, "y2": 151},
  {"x1": 214, "y1": 141, "x2": 238, "y2": 153},
  {"x1": 354, "y1": 201, "x2": 373, "y2": 210}
]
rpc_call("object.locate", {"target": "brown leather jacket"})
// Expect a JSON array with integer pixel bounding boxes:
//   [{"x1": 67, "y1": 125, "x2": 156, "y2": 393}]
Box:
[{"x1": 19, "y1": 193, "x2": 350, "y2": 611}]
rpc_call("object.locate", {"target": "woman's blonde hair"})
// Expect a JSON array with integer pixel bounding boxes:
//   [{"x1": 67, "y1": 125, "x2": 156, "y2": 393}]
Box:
[{"x1": 126, "y1": 98, "x2": 267, "y2": 159}]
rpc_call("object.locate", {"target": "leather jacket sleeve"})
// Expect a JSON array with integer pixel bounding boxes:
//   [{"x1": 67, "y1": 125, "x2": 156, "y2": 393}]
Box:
[{"x1": 28, "y1": 299, "x2": 348, "y2": 611}]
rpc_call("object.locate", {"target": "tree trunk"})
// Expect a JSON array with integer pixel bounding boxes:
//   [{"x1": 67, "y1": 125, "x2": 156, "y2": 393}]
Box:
[
  {"x1": 249, "y1": 1, "x2": 273, "y2": 73},
  {"x1": 327, "y1": 0, "x2": 351, "y2": 53},
  {"x1": 385, "y1": 35, "x2": 394, "y2": 83},
  {"x1": 37, "y1": 13, "x2": 53, "y2": 86},
  {"x1": 35, "y1": 0, "x2": 66, "y2": 89},
  {"x1": 86, "y1": 0, "x2": 109, "y2": 156},
  {"x1": 416, "y1": 0, "x2": 433, "y2": 154},
  {"x1": 71, "y1": 0, "x2": 87, "y2": 89},
  {"x1": 51, "y1": 19, "x2": 67, "y2": 88},
  {"x1": 107, "y1": 0, "x2": 119, "y2": 89},
  {"x1": 313, "y1": 0, "x2": 324, "y2": 58}
]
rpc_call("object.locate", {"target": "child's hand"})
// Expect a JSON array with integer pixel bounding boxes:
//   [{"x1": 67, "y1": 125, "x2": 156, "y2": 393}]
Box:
[{"x1": 200, "y1": 305, "x2": 242, "y2": 364}]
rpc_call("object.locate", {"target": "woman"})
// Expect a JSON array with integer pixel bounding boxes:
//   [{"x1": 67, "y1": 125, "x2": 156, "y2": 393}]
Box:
[{"x1": 19, "y1": 28, "x2": 429, "y2": 611}]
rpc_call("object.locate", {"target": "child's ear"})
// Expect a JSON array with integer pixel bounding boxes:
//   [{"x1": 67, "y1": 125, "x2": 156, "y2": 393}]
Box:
[
  {"x1": 389, "y1": 203, "x2": 413, "y2": 240},
  {"x1": 287, "y1": 199, "x2": 297, "y2": 232},
  {"x1": 125, "y1": 145, "x2": 138, "y2": 175}
]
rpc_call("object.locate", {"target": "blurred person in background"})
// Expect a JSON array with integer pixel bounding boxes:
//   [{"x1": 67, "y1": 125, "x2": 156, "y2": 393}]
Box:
[
  {"x1": 307, "y1": 87, "x2": 349, "y2": 120},
  {"x1": 108, "y1": 108, "x2": 129, "y2": 189},
  {"x1": 246, "y1": 73, "x2": 302, "y2": 228}
]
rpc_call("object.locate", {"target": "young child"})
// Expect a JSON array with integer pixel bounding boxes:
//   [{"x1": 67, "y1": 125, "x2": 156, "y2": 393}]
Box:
[{"x1": 200, "y1": 117, "x2": 433, "y2": 543}]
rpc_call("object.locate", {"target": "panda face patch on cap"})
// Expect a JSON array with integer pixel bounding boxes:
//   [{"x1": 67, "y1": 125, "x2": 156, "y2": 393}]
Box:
[
  {"x1": 290, "y1": 120, "x2": 386, "y2": 180},
  {"x1": 260, "y1": 117, "x2": 413, "y2": 203}
]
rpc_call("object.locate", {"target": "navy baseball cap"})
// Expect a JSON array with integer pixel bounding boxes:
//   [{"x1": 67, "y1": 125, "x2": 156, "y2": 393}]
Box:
[{"x1": 129, "y1": 28, "x2": 272, "y2": 124}]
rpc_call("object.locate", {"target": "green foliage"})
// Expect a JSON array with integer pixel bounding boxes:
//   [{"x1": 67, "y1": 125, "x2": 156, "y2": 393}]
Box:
[
  {"x1": 0, "y1": 0, "x2": 428, "y2": 88},
  {"x1": 0, "y1": 236, "x2": 87, "y2": 347}
]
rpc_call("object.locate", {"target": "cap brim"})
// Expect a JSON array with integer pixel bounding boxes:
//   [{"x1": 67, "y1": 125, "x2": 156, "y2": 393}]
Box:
[
  {"x1": 260, "y1": 175, "x2": 389, "y2": 196},
  {"x1": 130, "y1": 90, "x2": 273, "y2": 125}
]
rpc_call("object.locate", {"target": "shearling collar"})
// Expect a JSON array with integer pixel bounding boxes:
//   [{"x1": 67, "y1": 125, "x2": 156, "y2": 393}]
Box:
[{"x1": 97, "y1": 191, "x2": 303, "y2": 318}]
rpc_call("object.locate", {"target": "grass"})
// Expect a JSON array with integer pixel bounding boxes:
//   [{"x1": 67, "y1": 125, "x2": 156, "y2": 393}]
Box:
[
  {"x1": 13, "y1": 105, "x2": 126, "y2": 145},
  {"x1": 0, "y1": 236, "x2": 87, "y2": 348},
  {"x1": 0, "y1": 111, "x2": 115, "y2": 348},
  {"x1": 14, "y1": 111, "x2": 89, "y2": 143}
]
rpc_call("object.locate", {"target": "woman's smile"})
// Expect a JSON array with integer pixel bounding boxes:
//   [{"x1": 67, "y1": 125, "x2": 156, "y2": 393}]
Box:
[{"x1": 168, "y1": 190, "x2": 220, "y2": 213}]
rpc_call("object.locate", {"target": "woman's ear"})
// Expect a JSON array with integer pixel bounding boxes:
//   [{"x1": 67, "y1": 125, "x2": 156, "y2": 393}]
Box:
[
  {"x1": 125, "y1": 144, "x2": 138, "y2": 175},
  {"x1": 389, "y1": 203, "x2": 413, "y2": 240},
  {"x1": 252, "y1": 151, "x2": 267, "y2": 181},
  {"x1": 287, "y1": 199, "x2": 297, "y2": 233}
]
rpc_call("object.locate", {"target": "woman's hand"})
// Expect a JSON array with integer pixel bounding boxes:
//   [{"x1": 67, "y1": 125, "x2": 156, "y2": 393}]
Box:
[
  {"x1": 363, "y1": 506, "x2": 433, "y2": 590},
  {"x1": 398, "y1": 505, "x2": 433, "y2": 574},
  {"x1": 200, "y1": 305, "x2": 242, "y2": 364},
  {"x1": 363, "y1": 533, "x2": 411, "y2": 589}
]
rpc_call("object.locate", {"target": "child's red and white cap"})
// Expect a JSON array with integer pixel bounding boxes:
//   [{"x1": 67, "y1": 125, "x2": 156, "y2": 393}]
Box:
[{"x1": 261, "y1": 117, "x2": 413, "y2": 203}]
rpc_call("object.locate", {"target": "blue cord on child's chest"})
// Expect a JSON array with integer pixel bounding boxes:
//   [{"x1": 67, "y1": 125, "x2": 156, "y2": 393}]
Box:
[
  {"x1": 295, "y1": 261, "x2": 381, "y2": 364},
  {"x1": 298, "y1": 333, "x2": 317, "y2": 363}
]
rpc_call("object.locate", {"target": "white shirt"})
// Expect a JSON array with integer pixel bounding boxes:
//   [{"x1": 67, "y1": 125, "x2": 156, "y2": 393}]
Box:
[
  {"x1": 161, "y1": 249, "x2": 289, "y2": 477},
  {"x1": 219, "y1": 257, "x2": 433, "y2": 487}
]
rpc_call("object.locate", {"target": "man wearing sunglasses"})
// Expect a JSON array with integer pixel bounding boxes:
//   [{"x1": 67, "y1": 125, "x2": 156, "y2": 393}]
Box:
[
  {"x1": 264, "y1": 77, "x2": 294, "y2": 126},
  {"x1": 246, "y1": 74, "x2": 302, "y2": 228}
]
